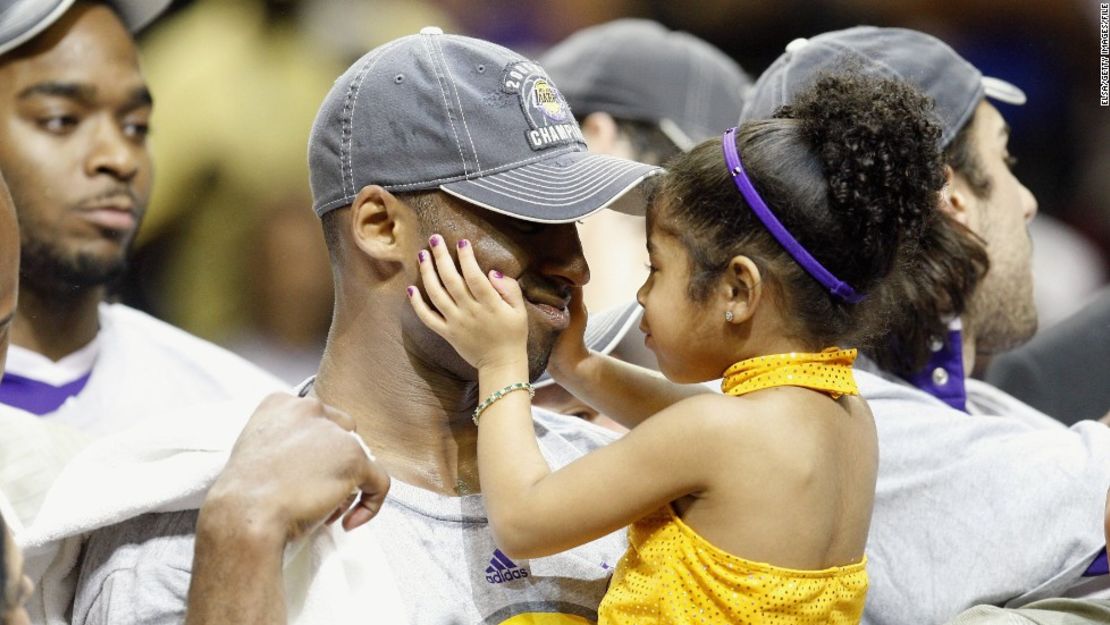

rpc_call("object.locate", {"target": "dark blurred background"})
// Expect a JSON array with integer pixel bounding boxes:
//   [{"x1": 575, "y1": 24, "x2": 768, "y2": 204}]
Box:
[{"x1": 119, "y1": 0, "x2": 1110, "y2": 383}]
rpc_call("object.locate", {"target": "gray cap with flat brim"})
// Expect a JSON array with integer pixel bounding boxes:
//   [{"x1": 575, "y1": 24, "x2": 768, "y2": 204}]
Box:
[
  {"x1": 0, "y1": 0, "x2": 171, "y2": 56},
  {"x1": 309, "y1": 27, "x2": 662, "y2": 222},
  {"x1": 739, "y1": 26, "x2": 1026, "y2": 147}
]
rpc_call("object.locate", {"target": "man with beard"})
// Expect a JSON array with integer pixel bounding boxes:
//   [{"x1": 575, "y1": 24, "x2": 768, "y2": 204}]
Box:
[
  {"x1": 739, "y1": 27, "x2": 1110, "y2": 625},
  {"x1": 0, "y1": 0, "x2": 282, "y2": 440}
]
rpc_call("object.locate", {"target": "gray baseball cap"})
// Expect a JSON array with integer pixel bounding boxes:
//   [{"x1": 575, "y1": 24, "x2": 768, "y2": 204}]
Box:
[
  {"x1": 309, "y1": 27, "x2": 662, "y2": 222},
  {"x1": 739, "y1": 26, "x2": 1026, "y2": 147},
  {"x1": 540, "y1": 19, "x2": 752, "y2": 152},
  {"x1": 0, "y1": 0, "x2": 172, "y2": 57}
]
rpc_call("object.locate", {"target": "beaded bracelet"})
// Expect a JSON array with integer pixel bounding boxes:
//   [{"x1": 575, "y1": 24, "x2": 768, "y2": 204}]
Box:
[{"x1": 473, "y1": 382, "x2": 535, "y2": 425}]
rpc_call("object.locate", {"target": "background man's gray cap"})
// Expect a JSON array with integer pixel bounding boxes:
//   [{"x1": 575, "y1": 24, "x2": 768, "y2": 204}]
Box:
[
  {"x1": 739, "y1": 26, "x2": 1026, "y2": 148},
  {"x1": 535, "y1": 300, "x2": 642, "y2": 388},
  {"x1": 0, "y1": 0, "x2": 172, "y2": 56},
  {"x1": 540, "y1": 19, "x2": 752, "y2": 152},
  {"x1": 309, "y1": 27, "x2": 662, "y2": 222}
]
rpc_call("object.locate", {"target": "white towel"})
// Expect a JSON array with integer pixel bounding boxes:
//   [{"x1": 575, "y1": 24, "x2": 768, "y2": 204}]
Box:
[{"x1": 19, "y1": 395, "x2": 408, "y2": 624}]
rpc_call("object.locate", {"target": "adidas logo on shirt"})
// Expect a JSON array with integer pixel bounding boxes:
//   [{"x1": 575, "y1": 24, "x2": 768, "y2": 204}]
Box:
[{"x1": 485, "y1": 549, "x2": 530, "y2": 584}]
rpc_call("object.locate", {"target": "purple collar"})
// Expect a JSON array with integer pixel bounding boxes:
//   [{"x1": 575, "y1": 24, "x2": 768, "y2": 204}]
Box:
[
  {"x1": 903, "y1": 320, "x2": 968, "y2": 412},
  {"x1": 0, "y1": 371, "x2": 93, "y2": 416}
]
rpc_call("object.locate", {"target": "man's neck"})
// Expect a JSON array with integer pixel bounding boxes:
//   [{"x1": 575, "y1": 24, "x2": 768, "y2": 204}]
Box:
[
  {"x1": 12, "y1": 283, "x2": 103, "y2": 362},
  {"x1": 959, "y1": 315, "x2": 976, "y2": 379},
  {"x1": 312, "y1": 314, "x2": 485, "y2": 497}
]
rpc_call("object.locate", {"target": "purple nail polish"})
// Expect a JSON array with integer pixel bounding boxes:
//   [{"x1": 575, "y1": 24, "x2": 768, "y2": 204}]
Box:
[
  {"x1": 458, "y1": 239, "x2": 468, "y2": 249},
  {"x1": 430, "y1": 236, "x2": 440, "y2": 247},
  {"x1": 406, "y1": 286, "x2": 415, "y2": 296},
  {"x1": 493, "y1": 270, "x2": 504, "y2": 279},
  {"x1": 417, "y1": 251, "x2": 426, "y2": 263}
]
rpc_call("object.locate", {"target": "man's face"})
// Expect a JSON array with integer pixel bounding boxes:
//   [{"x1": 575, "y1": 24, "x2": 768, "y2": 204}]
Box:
[
  {"x1": 0, "y1": 3, "x2": 152, "y2": 295},
  {"x1": 953, "y1": 101, "x2": 1039, "y2": 355},
  {"x1": 405, "y1": 194, "x2": 590, "y2": 382}
]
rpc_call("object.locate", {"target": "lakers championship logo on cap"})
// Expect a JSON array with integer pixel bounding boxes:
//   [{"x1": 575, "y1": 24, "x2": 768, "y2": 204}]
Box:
[{"x1": 502, "y1": 61, "x2": 584, "y2": 151}]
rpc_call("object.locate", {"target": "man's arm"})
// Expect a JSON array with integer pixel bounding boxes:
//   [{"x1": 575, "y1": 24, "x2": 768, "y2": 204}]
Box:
[
  {"x1": 186, "y1": 505, "x2": 286, "y2": 625},
  {"x1": 184, "y1": 394, "x2": 389, "y2": 625}
]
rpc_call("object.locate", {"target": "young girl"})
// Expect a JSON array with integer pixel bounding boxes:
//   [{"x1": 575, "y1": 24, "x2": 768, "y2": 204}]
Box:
[{"x1": 407, "y1": 71, "x2": 944, "y2": 623}]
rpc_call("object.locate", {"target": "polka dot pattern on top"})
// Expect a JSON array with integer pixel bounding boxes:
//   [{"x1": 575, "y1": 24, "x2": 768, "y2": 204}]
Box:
[
  {"x1": 720, "y1": 348, "x2": 859, "y2": 400},
  {"x1": 597, "y1": 506, "x2": 868, "y2": 624}
]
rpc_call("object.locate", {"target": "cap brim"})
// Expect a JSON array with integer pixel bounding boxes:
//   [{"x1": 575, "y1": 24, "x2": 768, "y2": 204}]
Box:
[
  {"x1": 535, "y1": 301, "x2": 643, "y2": 388},
  {"x1": 0, "y1": 0, "x2": 171, "y2": 57},
  {"x1": 440, "y1": 152, "x2": 661, "y2": 224},
  {"x1": 982, "y1": 76, "x2": 1026, "y2": 105}
]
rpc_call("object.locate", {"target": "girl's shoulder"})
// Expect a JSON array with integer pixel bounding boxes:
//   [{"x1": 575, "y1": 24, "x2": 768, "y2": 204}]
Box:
[
  {"x1": 653, "y1": 392, "x2": 787, "y2": 448},
  {"x1": 658, "y1": 388, "x2": 853, "y2": 453}
]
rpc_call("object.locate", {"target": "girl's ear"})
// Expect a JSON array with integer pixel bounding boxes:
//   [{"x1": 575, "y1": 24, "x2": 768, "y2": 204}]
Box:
[{"x1": 721, "y1": 255, "x2": 762, "y2": 324}]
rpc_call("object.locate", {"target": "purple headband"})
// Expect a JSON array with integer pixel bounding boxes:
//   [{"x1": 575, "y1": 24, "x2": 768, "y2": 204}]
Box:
[{"x1": 721, "y1": 127, "x2": 864, "y2": 304}]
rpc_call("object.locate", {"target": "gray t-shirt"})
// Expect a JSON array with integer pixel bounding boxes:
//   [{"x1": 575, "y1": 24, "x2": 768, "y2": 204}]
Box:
[
  {"x1": 857, "y1": 365, "x2": 1110, "y2": 625},
  {"x1": 73, "y1": 409, "x2": 624, "y2": 625}
]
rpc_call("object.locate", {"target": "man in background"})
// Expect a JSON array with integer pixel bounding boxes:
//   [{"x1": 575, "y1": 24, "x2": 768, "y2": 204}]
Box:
[
  {"x1": 0, "y1": 0, "x2": 282, "y2": 526},
  {"x1": 741, "y1": 26, "x2": 1110, "y2": 624}
]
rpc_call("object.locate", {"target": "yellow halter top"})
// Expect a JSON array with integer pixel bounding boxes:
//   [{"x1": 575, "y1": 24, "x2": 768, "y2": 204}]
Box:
[
  {"x1": 720, "y1": 347, "x2": 860, "y2": 399},
  {"x1": 597, "y1": 348, "x2": 868, "y2": 625}
]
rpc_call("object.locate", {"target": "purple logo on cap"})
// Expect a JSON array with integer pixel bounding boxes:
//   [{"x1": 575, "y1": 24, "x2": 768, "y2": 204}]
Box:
[{"x1": 502, "y1": 61, "x2": 583, "y2": 151}]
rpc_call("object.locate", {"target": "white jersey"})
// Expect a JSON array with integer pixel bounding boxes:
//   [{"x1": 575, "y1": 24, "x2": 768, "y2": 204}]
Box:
[{"x1": 1, "y1": 303, "x2": 283, "y2": 437}]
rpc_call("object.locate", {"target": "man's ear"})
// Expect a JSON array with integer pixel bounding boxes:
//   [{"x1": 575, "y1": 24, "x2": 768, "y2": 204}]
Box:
[
  {"x1": 580, "y1": 112, "x2": 622, "y2": 155},
  {"x1": 941, "y1": 165, "x2": 973, "y2": 227},
  {"x1": 348, "y1": 185, "x2": 416, "y2": 262},
  {"x1": 721, "y1": 255, "x2": 762, "y2": 325}
]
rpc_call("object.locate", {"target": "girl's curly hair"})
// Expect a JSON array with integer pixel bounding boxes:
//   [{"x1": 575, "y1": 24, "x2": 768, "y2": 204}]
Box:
[{"x1": 654, "y1": 68, "x2": 947, "y2": 350}]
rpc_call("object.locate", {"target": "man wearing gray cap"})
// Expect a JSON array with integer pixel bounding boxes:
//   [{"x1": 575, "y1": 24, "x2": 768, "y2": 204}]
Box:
[
  {"x1": 69, "y1": 28, "x2": 660, "y2": 624},
  {"x1": 741, "y1": 26, "x2": 1110, "y2": 624}
]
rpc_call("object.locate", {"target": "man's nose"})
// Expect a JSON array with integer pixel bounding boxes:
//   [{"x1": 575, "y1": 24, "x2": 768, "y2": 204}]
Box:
[
  {"x1": 84, "y1": 117, "x2": 142, "y2": 183},
  {"x1": 536, "y1": 222, "x2": 590, "y2": 288}
]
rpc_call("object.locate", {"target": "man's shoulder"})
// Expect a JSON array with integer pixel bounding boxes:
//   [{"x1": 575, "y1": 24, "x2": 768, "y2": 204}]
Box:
[
  {"x1": 964, "y1": 378, "x2": 1064, "y2": 429},
  {"x1": 854, "y1": 366, "x2": 954, "y2": 411}
]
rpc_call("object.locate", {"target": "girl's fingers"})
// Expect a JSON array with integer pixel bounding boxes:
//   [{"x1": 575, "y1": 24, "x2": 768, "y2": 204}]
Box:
[
  {"x1": 417, "y1": 247, "x2": 456, "y2": 315},
  {"x1": 428, "y1": 234, "x2": 473, "y2": 306},
  {"x1": 488, "y1": 270, "x2": 524, "y2": 309},
  {"x1": 406, "y1": 285, "x2": 449, "y2": 336},
  {"x1": 456, "y1": 239, "x2": 501, "y2": 306}
]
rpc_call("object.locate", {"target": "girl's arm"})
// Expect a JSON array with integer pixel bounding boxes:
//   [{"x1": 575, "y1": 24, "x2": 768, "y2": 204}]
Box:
[
  {"x1": 408, "y1": 235, "x2": 729, "y2": 559},
  {"x1": 548, "y1": 300, "x2": 711, "y2": 428}
]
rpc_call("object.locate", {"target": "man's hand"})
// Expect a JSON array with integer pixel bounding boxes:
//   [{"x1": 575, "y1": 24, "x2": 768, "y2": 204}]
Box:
[
  {"x1": 201, "y1": 393, "x2": 390, "y2": 545},
  {"x1": 187, "y1": 393, "x2": 390, "y2": 625}
]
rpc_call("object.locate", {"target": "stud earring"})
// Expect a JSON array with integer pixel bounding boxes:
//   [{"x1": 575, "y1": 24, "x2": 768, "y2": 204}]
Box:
[{"x1": 724, "y1": 310, "x2": 735, "y2": 323}]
